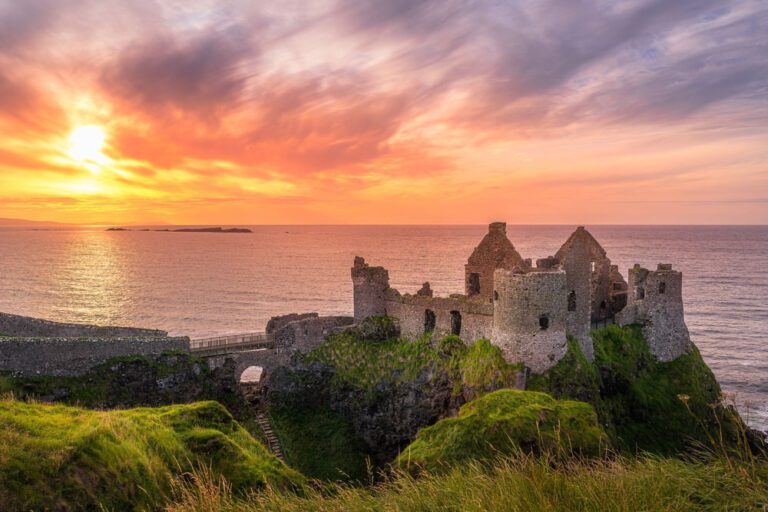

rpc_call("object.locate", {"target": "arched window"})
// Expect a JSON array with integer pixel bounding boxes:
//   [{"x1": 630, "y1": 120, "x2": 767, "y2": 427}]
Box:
[
  {"x1": 450, "y1": 310, "x2": 462, "y2": 336},
  {"x1": 567, "y1": 290, "x2": 576, "y2": 312},
  {"x1": 424, "y1": 309, "x2": 436, "y2": 333},
  {"x1": 539, "y1": 315, "x2": 549, "y2": 330},
  {"x1": 468, "y1": 273, "x2": 481, "y2": 295}
]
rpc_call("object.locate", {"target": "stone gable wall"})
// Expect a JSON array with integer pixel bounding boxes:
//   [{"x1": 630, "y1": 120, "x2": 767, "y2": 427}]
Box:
[{"x1": 0, "y1": 336, "x2": 189, "y2": 377}]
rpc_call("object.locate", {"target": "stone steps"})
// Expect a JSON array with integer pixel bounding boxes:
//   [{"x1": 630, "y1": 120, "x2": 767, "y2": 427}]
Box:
[{"x1": 255, "y1": 413, "x2": 284, "y2": 460}]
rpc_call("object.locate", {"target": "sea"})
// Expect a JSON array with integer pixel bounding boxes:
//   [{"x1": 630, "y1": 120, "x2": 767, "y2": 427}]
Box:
[{"x1": 0, "y1": 225, "x2": 766, "y2": 431}]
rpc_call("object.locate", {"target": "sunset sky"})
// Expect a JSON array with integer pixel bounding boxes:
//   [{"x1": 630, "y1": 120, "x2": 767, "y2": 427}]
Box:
[{"x1": 0, "y1": 0, "x2": 766, "y2": 225}]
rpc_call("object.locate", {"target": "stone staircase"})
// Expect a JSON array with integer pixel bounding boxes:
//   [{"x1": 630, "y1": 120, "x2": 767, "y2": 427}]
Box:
[{"x1": 255, "y1": 413, "x2": 284, "y2": 460}]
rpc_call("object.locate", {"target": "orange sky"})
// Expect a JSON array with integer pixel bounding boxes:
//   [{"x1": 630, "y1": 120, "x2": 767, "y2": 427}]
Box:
[{"x1": 0, "y1": 1, "x2": 766, "y2": 225}]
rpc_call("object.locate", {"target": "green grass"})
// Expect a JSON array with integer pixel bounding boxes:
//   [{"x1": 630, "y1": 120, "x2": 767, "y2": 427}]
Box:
[
  {"x1": 270, "y1": 405, "x2": 371, "y2": 482},
  {"x1": 0, "y1": 351, "x2": 247, "y2": 414},
  {"x1": 303, "y1": 330, "x2": 520, "y2": 398},
  {"x1": 167, "y1": 453, "x2": 768, "y2": 511},
  {"x1": 0, "y1": 399, "x2": 302, "y2": 511},
  {"x1": 398, "y1": 389, "x2": 608, "y2": 472},
  {"x1": 528, "y1": 324, "x2": 735, "y2": 454}
]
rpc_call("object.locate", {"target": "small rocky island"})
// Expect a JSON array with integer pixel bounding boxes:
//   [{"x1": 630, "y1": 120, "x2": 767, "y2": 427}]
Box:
[{"x1": 106, "y1": 226, "x2": 253, "y2": 233}]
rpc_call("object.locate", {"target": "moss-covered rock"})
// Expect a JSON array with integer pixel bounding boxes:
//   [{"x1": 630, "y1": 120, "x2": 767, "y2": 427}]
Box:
[
  {"x1": 397, "y1": 389, "x2": 608, "y2": 472},
  {"x1": 0, "y1": 399, "x2": 302, "y2": 511},
  {"x1": 529, "y1": 324, "x2": 732, "y2": 454}
]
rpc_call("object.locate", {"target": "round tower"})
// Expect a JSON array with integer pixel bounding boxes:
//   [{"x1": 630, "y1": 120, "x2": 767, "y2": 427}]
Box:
[{"x1": 491, "y1": 268, "x2": 569, "y2": 373}]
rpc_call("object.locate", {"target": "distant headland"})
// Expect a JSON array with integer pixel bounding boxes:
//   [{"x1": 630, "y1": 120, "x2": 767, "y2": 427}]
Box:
[{"x1": 106, "y1": 227, "x2": 253, "y2": 233}]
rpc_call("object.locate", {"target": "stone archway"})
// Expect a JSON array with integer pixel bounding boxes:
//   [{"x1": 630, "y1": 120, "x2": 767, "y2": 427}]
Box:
[{"x1": 240, "y1": 365, "x2": 264, "y2": 384}]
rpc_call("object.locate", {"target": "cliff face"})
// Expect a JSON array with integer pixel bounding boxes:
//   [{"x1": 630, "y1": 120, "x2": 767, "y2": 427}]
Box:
[{"x1": 266, "y1": 325, "x2": 522, "y2": 464}]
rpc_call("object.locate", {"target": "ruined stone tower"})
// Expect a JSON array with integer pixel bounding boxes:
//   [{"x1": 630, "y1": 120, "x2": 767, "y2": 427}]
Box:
[
  {"x1": 351, "y1": 256, "x2": 390, "y2": 322},
  {"x1": 465, "y1": 222, "x2": 527, "y2": 301},
  {"x1": 555, "y1": 227, "x2": 627, "y2": 322},
  {"x1": 491, "y1": 266, "x2": 569, "y2": 373},
  {"x1": 550, "y1": 227, "x2": 593, "y2": 361},
  {"x1": 617, "y1": 263, "x2": 692, "y2": 361}
]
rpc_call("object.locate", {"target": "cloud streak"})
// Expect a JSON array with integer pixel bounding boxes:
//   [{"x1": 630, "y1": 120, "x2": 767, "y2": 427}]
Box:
[{"x1": 0, "y1": 0, "x2": 765, "y2": 224}]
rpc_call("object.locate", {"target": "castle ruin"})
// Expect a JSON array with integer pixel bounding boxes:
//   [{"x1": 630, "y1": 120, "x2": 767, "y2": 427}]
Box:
[{"x1": 352, "y1": 223, "x2": 691, "y2": 373}]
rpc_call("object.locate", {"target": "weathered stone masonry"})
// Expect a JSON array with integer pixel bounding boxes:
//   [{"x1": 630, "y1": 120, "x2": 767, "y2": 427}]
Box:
[
  {"x1": 0, "y1": 336, "x2": 189, "y2": 377},
  {"x1": 353, "y1": 222, "x2": 692, "y2": 374},
  {"x1": 0, "y1": 311, "x2": 168, "y2": 337}
]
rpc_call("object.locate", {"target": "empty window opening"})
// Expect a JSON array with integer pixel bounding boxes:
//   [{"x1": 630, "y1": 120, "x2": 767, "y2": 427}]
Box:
[
  {"x1": 494, "y1": 290, "x2": 499, "y2": 301},
  {"x1": 600, "y1": 300, "x2": 607, "y2": 310},
  {"x1": 424, "y1": 309, "x2": 436, "y2": 333},
  {"x1": 240, "y1": 366, "x2": 264, "y2": 384},
  {"x1": 567, "y1": 290, "x2": 576, "y2": 312},
  {"x1": 637, "y1": 286, "x2": 645, "y2": 300},
  {"x1": 539, "y1": 315, "x2": 549, "y2": 330},
  {"x1": 590, "y1": 261, "x2": 596, "y2": 272},
  {"x1": 468, "y1": 273, "x2": 481, "y2": 296},
  {"x1": 450, "y1": 310, "x2": 462, "y2": 336},
  {"x1": 658, "y1": 282, "x2": 666, "y2": 294}
]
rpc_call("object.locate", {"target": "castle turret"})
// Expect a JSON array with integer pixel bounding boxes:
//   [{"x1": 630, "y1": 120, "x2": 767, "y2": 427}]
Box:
[
  {"x1": 465, "y1": 222, "x2": 527, "y2": 301},
  {"x1": 616, "y1": 263, "x2": 692, "y2": 361},
  {"x1": 491, "y1": 267, "x2": 568, "y2": 373},
  {"x1": 351, "y1": 256, "x2": 390, "y2": 322}
]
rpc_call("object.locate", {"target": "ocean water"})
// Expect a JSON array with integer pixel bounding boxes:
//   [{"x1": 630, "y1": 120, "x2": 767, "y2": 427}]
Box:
[{"x1": 0, "y1": 225, "x2": 766, "y2": 431}]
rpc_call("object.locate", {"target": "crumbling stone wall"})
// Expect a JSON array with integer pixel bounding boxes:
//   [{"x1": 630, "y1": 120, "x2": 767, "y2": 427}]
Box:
[
  {"x1": 351, "y1": 257, "x2": 390, "y2": 322},
  {"x1": 385, "y1": 289, "x2": 493, "y2": 343},
  {"x1": 265, "y1": 312, "x2": 319, "y2": 334},
  {"x1": 272, "y1": 315, "x2": 354, "y2": 353},
  {"x1": 0, "y1": 311, "x2": 167, "y2": 337},
  {"x1": 0, "y1": 336, "x2": 189, "y2": 377},
  {"x1": 492, "y1": 268, "x2": 569, "y2": 373},
  {"x1": 555, "y1": 227, "x2": 627, "y2": 321},
  {"x1": 617, "y1": 264, "x2": 692, "y2": 361},
  {"x1": 546, "y1": 239, "x2": 593, "y2": 361},
  {"x1": 464, "y1": 222, "x2": 527, "y2": 301}
]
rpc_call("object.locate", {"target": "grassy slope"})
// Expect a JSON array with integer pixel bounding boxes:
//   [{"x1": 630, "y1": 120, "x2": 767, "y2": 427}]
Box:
[
  {"x1": 270, "y1": 405, "x2": 371, "y2": 482},
  {"x1": 0, "y1": 399, "x2": 302, "y2": 511},
  {"x1": 304, "y1": 332, "x2": 521, "y2": 396},
  {"x1": 398, "y1": 389, "x2": 607, "y2": 471},
  {"x1": 168, "y1": 454, "x2": 768, "y2": 512},
  {"x1": 527, "y1": 324, "x2": 728, "y2": 454}
]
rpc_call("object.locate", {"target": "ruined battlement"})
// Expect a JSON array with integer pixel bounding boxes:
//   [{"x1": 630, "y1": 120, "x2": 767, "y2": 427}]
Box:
[{"x1": 352, "y1": 222, "x2": 692, "y2": 373}]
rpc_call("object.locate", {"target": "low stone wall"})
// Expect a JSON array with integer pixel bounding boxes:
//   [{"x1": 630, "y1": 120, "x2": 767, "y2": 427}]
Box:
[
  {"x1": 0, "y1": 312, "x2": 167, "y2": 338},
  {"x1": 385, "y1": 293, "x2": 493, "y2": 343},
  {"x1": 273, "y1": 315, "x2": 354, "y2": 354},
  {"x1": 265, "y1": 312, "x2": 319, "y2": 334},
  {"x1": 0, "y1": 336, "x2": 189, "y2": 377}
]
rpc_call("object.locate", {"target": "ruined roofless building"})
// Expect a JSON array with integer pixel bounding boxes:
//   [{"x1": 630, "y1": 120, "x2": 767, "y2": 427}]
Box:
[{"x1": 351, "y1": 223, "x2": 692, "y2": 373}]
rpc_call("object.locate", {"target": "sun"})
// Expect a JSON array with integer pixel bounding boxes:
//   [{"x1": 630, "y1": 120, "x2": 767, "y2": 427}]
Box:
[{"x1": 67, "y1": 125, "x2": 107, "y2": 163}]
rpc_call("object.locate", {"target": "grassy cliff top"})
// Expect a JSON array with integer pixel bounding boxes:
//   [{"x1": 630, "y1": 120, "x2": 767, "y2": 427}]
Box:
[
  {"x1": 0, "y1": 399, "x2": 302, "y2": 511},
  {"x1": 304, "y1": 327, "x2": 521, "y2": 396},
  {"x1": 397, "y1": 389, "x2": 608, "y2": 471}
]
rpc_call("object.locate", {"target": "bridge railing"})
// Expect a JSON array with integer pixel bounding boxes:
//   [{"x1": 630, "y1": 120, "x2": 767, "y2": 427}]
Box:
[{"x1": 189, "y1": 332, "x2": 274, "y2": 353}]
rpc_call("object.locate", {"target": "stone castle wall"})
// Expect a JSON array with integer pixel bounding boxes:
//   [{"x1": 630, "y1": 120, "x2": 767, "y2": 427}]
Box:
[
  {"x1": 617, "y1": 264, "x2": 692, "y2": 361},
  {"x1": 352, "y1": 257, "x2": 390, "y2": 322},
  {"x1": 385, "y1": 292, "x2": 493, "y2": 342},
  {"x1": 273, "y1": 315, "x2": 354, "y2": 353},
  {"x1": 554, "y1": 244, "x2": 594, "y2": 361},
  {"x1": 0, "y1": 311, "x2": 167, "y2": 338},
  {"x1": 0, "y1": 336, "x2": 189, "y2": 377},
  {"x1": 492, "y1": 269, "x2": 569, "y2": 373}
]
